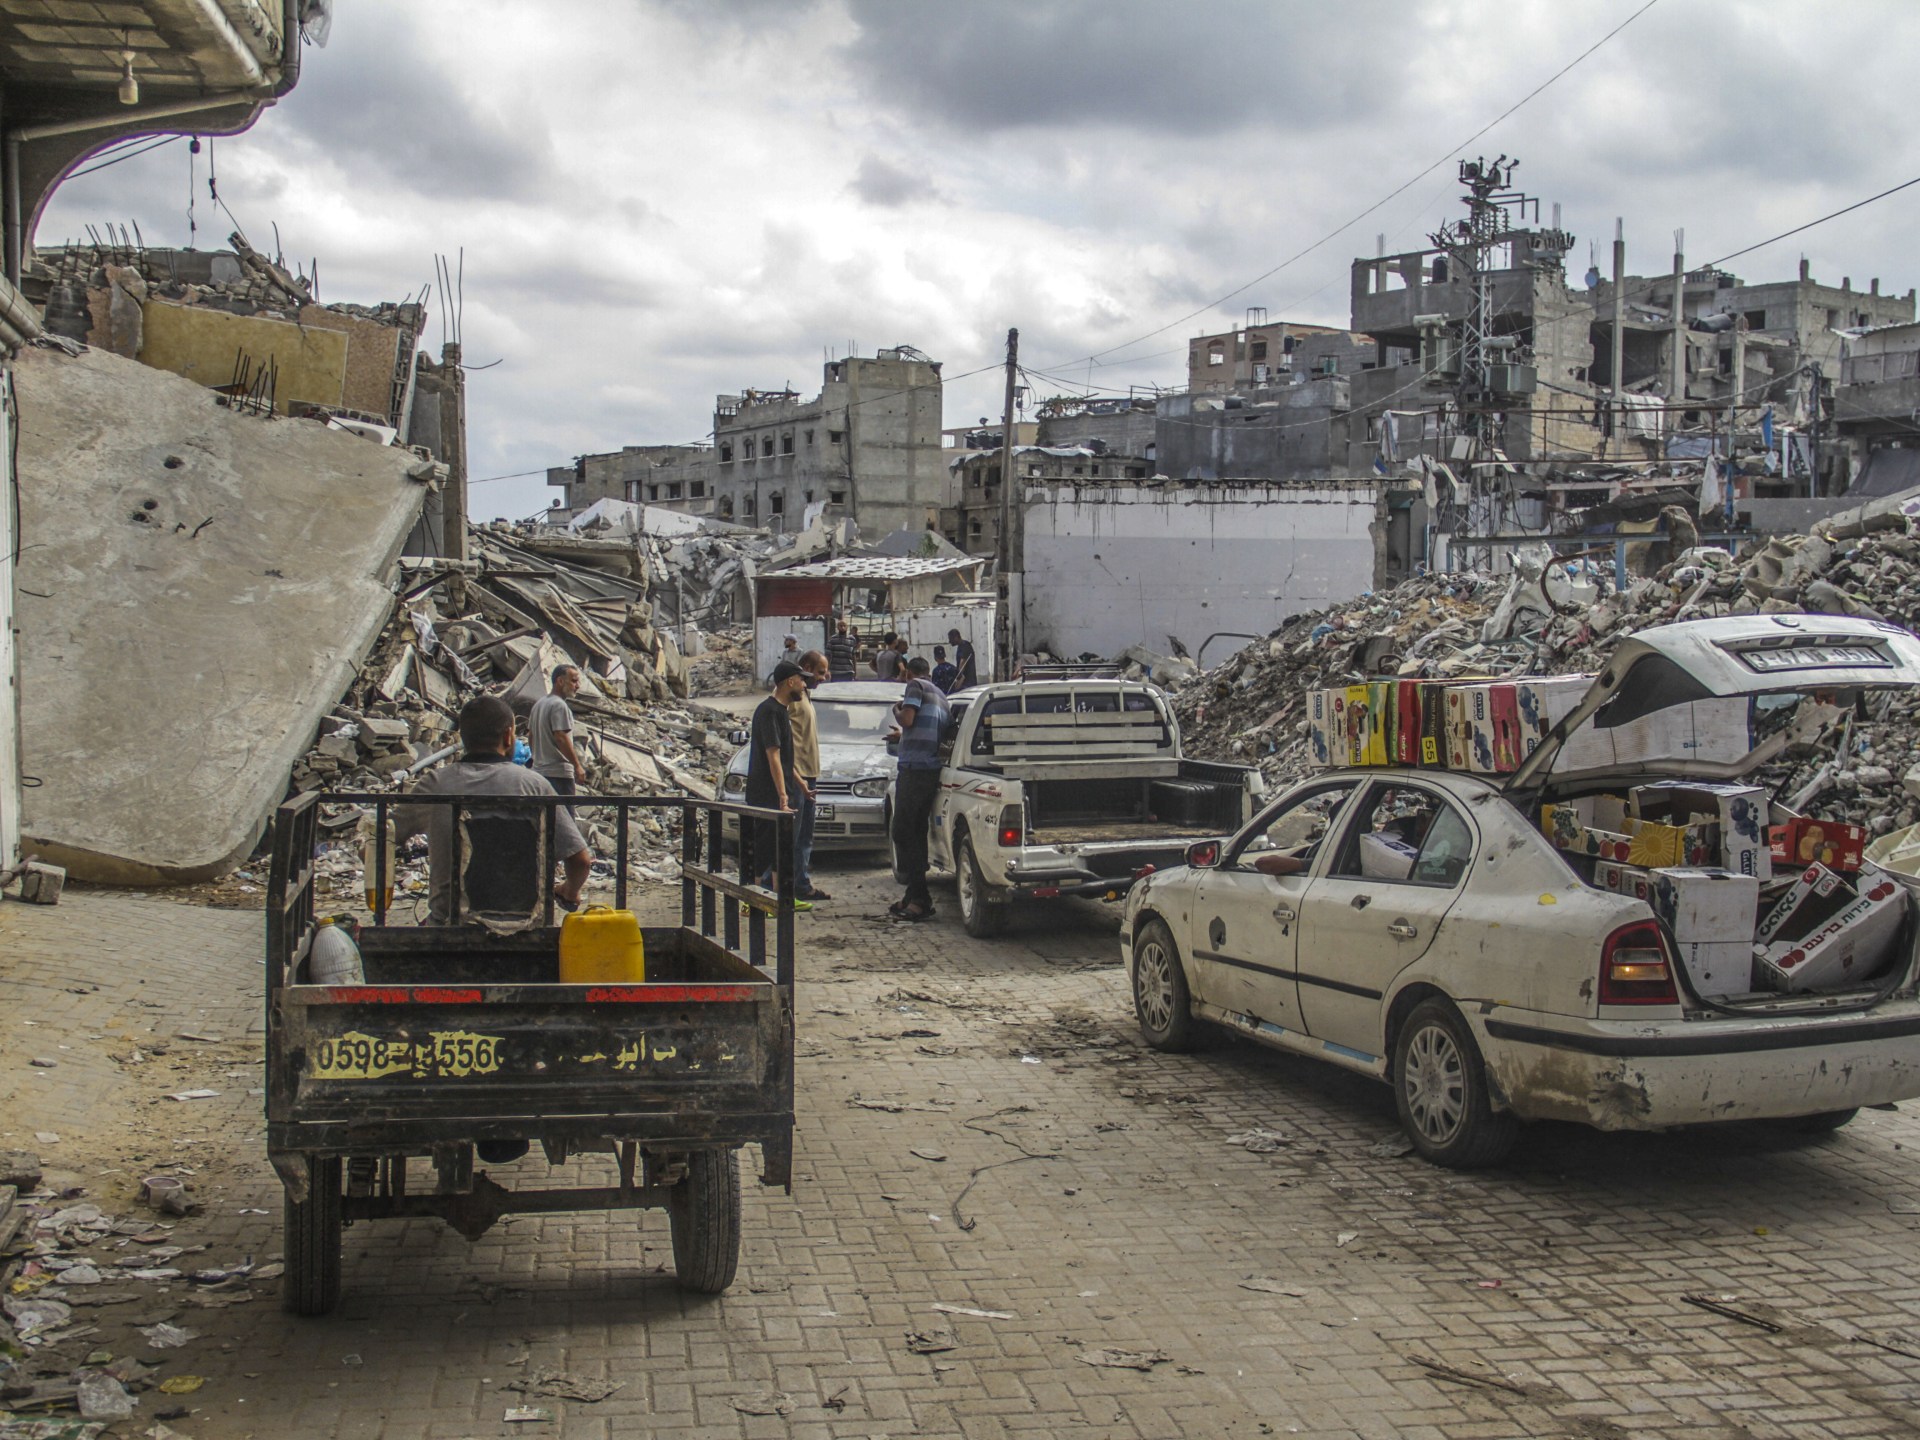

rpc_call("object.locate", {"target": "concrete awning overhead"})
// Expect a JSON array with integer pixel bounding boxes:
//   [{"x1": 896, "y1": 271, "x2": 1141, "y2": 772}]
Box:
[{"x1": 14, "y1": 343, "x2": 429, "y2": 883}]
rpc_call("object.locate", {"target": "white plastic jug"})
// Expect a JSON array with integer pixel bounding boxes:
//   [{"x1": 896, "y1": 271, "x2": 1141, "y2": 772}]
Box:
[{"x1": 308, "y1": 917, "x2": 365, "y2": 984}]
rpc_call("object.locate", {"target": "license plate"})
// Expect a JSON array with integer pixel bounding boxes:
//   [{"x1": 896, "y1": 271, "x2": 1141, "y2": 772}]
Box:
[
  {"x1": 816, "y1": 804, "x2": 835, "y2": 820},
  {"x1": 1737, "y1": 643, "x2": 1891, "y2": 672}
]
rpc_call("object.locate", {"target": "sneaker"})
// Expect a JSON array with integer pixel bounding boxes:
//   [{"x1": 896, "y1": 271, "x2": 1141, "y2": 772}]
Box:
[{"x1": 791, "y1": 898, "x2": 814, "y2": 912}]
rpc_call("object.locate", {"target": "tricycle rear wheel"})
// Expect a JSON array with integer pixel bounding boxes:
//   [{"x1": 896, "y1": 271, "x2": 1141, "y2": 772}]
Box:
[
  {"x1": 668, "y1": 1148, "x2": 741, "y2": 1294},
  {"x1": 282, "y1": 1155, "x2": 343, "y2": 1316}
]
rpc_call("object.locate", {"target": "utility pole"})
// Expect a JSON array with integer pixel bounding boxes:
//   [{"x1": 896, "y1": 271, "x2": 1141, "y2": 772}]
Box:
[
  {"x1": 1609, "y1": 218, "x2": 1625, "y2": 457},
  {"x1": 994, "y1": 327, "x2": 1019, "y2": 681},
  {"x1": 1669, "y1": 229, "x2": 1686, "y2": 433}
]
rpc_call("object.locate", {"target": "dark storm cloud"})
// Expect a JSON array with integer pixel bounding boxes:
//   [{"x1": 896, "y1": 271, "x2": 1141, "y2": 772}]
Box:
[
  {"x1": 274, "y1": 10, "x2": 554, "y2": 203},
  {"x1": 849, "y1": 154, "x2": 939, "y2": 207},
  {"x1": 839, "y1": 0, "x2": 1396, "y2": 135}
]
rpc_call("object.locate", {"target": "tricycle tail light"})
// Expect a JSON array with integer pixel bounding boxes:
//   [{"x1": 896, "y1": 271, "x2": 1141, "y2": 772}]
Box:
[{"x1": 1599, "y1": 920, "x2": 1678, "y2": 1006}]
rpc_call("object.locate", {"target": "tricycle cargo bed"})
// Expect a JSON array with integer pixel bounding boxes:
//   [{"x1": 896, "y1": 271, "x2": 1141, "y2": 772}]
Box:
[{"x1": 268, "y1": 926, "x2": 787, "y2": 1149}]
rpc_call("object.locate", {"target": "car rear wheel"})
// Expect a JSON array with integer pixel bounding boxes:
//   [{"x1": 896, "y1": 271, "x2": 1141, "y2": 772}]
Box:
[
  {"x1": 1393, "y1": 999, "x2": 1517, "y2": 1169},
  {"x1": 955, "y1": 832, "x2": 1006, "y2": 938},
  {"x1": 1776, "y1": 1107, "x2": 1859, "y2": 1135},
  {"x1": 1132, "y1": 917, "x2": 1195, "y2": 1051}
]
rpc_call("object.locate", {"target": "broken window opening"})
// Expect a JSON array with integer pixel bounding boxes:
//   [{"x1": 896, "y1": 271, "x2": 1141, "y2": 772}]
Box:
[
  {"x1": 1250, "y1": 341, "x2": 1268, "y2": 361},
  {"x1": 781, "y1": 434, "x2": 794, "y2": 454},
  {"x1": 719, "y1": 443, "x2": 733, "y2": 462},
  {"x1": 827, "y1": 429, "x2": 845, "y2": 444},
  {"x1": 743, "y1": 494, "x2": 757, "y2": 517},
  {"x1": 770, "y1": 493, "x2": 784, "y2": 515},
  {"x1": 761, "y1": 437, "x2": 774, "y2": 457},
  {"x1": 829, "y1": 489, "x2": 845, "y2": 504},
  {"x1": 804, "y1": 429, "x2": 814, "y2": 445},
  {"x1": 690, "y1": 480, "x2": 706, "y2": 498}
]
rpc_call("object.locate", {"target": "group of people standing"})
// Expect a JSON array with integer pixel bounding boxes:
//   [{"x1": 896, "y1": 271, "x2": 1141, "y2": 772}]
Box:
[
  {"x1": 817, "y1": 619, "x2": 977, "y2": 692},
  {"x1": 751, "y1": 619, "x2": 968, "y2": 922}
]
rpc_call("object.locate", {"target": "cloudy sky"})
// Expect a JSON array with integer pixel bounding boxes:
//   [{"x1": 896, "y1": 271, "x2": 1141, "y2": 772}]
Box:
[{"x1": 38, "y1": 0, "x2": 1920, "y2": 519}]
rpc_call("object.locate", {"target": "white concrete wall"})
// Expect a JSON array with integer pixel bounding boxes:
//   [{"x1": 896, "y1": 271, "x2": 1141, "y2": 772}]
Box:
[
  {"x1": 0, "y1": 371, "x2": 17, "y2": 871},
  {"x1": 1019, "y1": 481, "x2": 1380, "y2": 662}
]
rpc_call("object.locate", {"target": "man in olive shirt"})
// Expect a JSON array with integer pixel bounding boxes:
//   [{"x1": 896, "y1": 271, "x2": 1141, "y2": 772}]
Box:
[{"x1": 788, "y1": 650, "x2": 831, "y2": 901}]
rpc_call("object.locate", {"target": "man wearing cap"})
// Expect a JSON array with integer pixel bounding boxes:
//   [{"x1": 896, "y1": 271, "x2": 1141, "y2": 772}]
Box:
[
  {"x1": 770, "y1": 632, "x2": 802, "y2": 683},
  {"x1": 745, "y1": 661, "x2": 811, "y2": 908}
]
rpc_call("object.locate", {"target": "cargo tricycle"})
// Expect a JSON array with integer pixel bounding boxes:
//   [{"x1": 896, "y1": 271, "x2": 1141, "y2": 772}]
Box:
[{"x1": 264, "y1": 789, "x2": 797, "y2": 1316}]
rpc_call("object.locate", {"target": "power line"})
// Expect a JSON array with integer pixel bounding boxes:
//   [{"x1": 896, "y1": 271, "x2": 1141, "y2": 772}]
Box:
[
  {"x1": 1706, "y1": 173, "x2": 1920, "y2": 269},
  {"x1": 1035, "y1": 0, "x2": 1663, "y2": 373}
]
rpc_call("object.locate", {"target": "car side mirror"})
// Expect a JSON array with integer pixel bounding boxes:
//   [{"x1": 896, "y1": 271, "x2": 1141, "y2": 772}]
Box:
[
  {"x1": 1185, "y1": 840, "x2": 1220, "y2": 868},
  {"x1": 729, "y1": 729, "x2": 749, "y2": 746}
]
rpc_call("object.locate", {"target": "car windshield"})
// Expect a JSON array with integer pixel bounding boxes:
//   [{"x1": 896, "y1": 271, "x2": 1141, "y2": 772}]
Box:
[{"x1": 815, "y1": 699, "x2": 897, "y2": 742}]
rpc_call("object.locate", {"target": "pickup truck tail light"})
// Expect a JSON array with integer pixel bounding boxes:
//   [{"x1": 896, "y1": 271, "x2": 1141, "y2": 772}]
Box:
[
  {"x1": 1598, "y1": 920, "x2": 1678, "y2": 1005},
  {"x1": 997, "y1": 804, "x2": 1024, "y2": 847}
]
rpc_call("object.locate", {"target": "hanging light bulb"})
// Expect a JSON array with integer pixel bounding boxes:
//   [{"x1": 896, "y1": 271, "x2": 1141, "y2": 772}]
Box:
[{"x1": 117, "y1": 50, "x2": 138, "y2": 105}]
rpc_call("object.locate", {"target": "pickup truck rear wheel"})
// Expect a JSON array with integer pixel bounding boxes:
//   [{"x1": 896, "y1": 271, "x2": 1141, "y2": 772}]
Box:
[
  {"x1": 282, "y1": 1155, "x2": 343, "y2": 1316},
  {"x1": 1132, "y1": 917, "x2": 1196, "y2": 1051},
  {"x1": 669, "y1": 1148, "x2": 741, "y2": 1294},
  {"x1": 1393, "y1": 999, "x2": 1517, "y2": 1169},
  {"x1": 955, "y1": 832, "x2": 1006, "y2": 938}
]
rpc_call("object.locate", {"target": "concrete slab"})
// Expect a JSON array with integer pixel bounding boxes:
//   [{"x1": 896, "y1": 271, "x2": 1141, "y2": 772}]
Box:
[{"x1": 13, "y1": 344, "x2": 428, "y2": 883}]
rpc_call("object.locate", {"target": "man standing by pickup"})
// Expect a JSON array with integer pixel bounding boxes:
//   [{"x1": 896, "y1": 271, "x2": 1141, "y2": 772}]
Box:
[
  {"x1": 948, "y1": 629, "x2": 978, "y2": 690},
  {"x1": 888, "y1": 655, "x2": 949, "y2": 923}
]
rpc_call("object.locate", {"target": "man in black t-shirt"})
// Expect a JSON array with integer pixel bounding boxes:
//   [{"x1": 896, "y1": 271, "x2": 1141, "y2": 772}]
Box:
[
  {"x1": 948, "y1": 629, "x2": 978, "y2": 690},
  {"x1": 744, "y1": 661, "x2": 808, "y2": 896}
]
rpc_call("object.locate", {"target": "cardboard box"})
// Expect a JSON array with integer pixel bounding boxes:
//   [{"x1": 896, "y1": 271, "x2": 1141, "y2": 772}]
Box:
[
  {"x1": 1631, "y1": 782, "x2": 1772, "y2": 882},
  {"x1": 1592, "y1": 859, "x2": 1657, "y2": 904},
  {"x1": 1448, "y1": 682, "x2": 1524, "y2": 775},
  {"x1": 1343, "y1": 684, "x2": 1387, "y2": 766},
  {"x1": 1768, "y1": 816, "x2": 1867, "y2": 873},
  {"x1": 1368, "y1": 682, "x2": 1393, "y2": 766},
  {"x1": 1358, "y1": 830, "x2": 1418, "y2": 881},
  {"x1": 1757, "y1": 872, "x2": 1907, "y2": 993},
  {"x1": 1755, "y1": 862, "x2": 1852, "y2": 945},
  {"x1": 1542, "y1": 795, "x2": 1715, "y2": 869},
  {"x1": 1419, "y1": 683, "x2": 1448, "y2": 766},
  {"x1": 1651, "y1": 867, "x2": 1760, "y2": 999},
  {"x1": 1391, "y1": 682, "x2": 1425, "y2": 766},
  {"x1": 1442, "y1": 686, "x2": 1473, "y2": 770},
  {"x1": 1515, "y1": 676, "x2": 1593, "y2": 760},
  {"x1": 1307, "y1": 689, "x2": 1336, "y2": 767}
]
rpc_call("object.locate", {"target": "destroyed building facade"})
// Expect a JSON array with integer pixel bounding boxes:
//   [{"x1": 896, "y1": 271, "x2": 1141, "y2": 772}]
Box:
[
  {"x1": 0, "y1": 0, "x2": 308, "y2": 885},
  {"x1": 549, "y1": 345, "x2": 946, "y2": 542}
]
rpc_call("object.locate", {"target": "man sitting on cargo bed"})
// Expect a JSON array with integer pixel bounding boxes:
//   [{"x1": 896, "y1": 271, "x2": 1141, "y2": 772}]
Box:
[{"x1": 398, "y1": 695, "x2": 592, "y2": 925}]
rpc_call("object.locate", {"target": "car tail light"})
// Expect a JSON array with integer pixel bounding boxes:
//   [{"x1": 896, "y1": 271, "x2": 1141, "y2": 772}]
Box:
[
  {"x1": 1599, "y1": 920, "x2": 1678, "y2": 1005},
  {"x1": 997, "y1": 804, "x2": 1023, "y2": 847}
]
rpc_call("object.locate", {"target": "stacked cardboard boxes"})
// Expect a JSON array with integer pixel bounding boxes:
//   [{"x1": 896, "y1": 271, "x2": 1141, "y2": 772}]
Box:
[{"x1": 1306, "y1": 675, "x2": 1592, "y2": 777}]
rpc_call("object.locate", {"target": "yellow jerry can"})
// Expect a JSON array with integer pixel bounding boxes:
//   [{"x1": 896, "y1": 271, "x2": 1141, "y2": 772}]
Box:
[{"x1": 558, "y1": 906, "x2": 646, "y2": 983}]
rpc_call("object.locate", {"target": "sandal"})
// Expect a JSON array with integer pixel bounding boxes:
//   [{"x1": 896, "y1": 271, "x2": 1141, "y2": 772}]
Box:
[
  {"x1": 798, "y1": 886, "x2": 832, "y2": 901},
  {"x1": 894, "y1": 901, "x2": 934, "y2": 923},
  {"x1": 552, "y1": 889, "x2": 580, "y2": 914}
]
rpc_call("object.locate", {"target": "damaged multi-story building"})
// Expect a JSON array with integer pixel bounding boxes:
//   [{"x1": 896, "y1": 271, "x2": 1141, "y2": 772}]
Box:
[{"x1": 549, "y1": 345, "x2": 946, "y2": 542}]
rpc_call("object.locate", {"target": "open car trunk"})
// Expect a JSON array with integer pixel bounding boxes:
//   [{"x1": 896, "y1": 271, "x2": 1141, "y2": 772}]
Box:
[{"x1": 1511, "y1": 616, "x2": 1920, "y2": 1011}]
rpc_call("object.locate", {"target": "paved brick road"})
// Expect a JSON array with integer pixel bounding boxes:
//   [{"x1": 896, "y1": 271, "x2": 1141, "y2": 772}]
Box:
[{"x1": 7, "y1": 867, "x2": 1920, "y2": 1439}]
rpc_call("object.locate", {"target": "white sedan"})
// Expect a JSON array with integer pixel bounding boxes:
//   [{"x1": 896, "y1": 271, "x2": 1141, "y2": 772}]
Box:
[{"x1": 1121, "y1": 615, "x2": 1920, "y2": 1167}]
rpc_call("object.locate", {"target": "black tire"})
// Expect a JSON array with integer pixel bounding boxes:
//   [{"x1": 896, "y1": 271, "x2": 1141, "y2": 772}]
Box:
[
  {"x1": 282, "y1": 1155, "x2": 343, "y2": 1316},
  {"x1": 1392, "y1": 998, "x2": 1517, "y2": 1169},
  {"x1": 1777, "y1": 1107, "x2": 1859, "y2": 1134},
  {"x1": 668, "y1": 1148, "x2": 741, "y2": 1294},
  {"x1": 1132, "y1": 917, "x2": 1196, "y2": 1051},
  {"x1": 954, "y1": 832, "x2": 1006, "y2": 938}
]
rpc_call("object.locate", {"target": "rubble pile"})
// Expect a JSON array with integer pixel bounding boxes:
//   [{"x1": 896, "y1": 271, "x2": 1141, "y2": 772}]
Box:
[
  {"x1": 1174, "y1": 490, "x2": 1920, "y2": 837},
  {"x1": 287, "y1": 526, "x2": 747, "y2": 910},
  {"x1": 687, "y1": 625, "x2": 757, "y2": 693}
]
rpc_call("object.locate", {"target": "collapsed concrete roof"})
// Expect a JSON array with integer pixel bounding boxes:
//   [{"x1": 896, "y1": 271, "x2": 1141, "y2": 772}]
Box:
[{"x1": 14, "y1": 343, "x2": 432, "y2": 883}]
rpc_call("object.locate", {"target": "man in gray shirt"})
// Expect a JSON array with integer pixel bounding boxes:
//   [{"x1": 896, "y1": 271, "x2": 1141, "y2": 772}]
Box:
[
  {"x1": 399, "y1": 695, "x2": 592, "y2": 925},
  {"x1": 528, "y1": 664, "x2": 587, "y2": 802}
]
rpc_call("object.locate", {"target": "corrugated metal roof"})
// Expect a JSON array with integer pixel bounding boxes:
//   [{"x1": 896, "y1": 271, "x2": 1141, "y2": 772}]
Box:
[{"x1": 774, "y1": 554, "x2": 985, "y2": 582}]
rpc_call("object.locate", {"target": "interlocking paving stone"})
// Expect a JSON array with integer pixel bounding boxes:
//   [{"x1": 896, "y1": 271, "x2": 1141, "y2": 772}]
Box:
[{"x1": 6, "y1": 868, "x2": 1920, "y2": 1437}]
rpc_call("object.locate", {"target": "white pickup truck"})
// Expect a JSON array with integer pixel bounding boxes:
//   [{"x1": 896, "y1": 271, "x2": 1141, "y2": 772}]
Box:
[{"x1": 898, "y1": 678, "x2": 1263, "y2": 936}]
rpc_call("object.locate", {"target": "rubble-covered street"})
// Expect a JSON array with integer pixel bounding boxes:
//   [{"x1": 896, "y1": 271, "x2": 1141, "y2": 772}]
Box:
[{"x1": 11, "y1": 879, "x2": 1920, "y2": 1439}]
